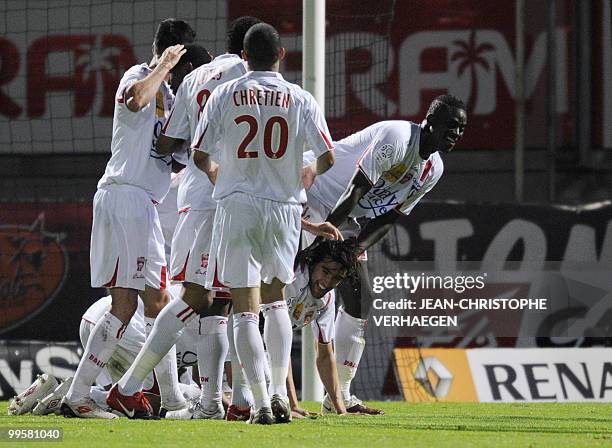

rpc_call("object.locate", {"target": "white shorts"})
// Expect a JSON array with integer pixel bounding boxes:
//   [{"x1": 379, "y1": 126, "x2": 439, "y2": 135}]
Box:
[
  {"x1": 79, "y1": 317, "x2": 155, "y2": 390},
  {"x1": 90, "y1": 185, "x2": 166, "y2": 291},
  {"x1": 170, "y1": 208, "x2": 215, "y2": 287},
  {"x1": 206, "y1": 192, "x2": 301, "y2": 288}
]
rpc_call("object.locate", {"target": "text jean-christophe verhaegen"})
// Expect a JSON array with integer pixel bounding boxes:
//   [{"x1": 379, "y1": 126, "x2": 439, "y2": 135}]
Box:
[{"x1": 370, "y1": 272, "x2": 548, "y2": 327}]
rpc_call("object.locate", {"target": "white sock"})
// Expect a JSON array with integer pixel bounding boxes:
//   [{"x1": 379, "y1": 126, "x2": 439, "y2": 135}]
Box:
[
  {"x1": 227, "y1": 314, "x2": 253, "y2": 408},
  {"x1": 89, "y1": 386, "x2": 109, "y2": 409},
  {"x1": 117, "y1": 299, "x2": 196, "y2": 396},
  {"x1": 233, "y1": 312, "x2": 269, "y2": 410},
  {"x1": 198, "y1": 316, "x2": 229, "y2": 410},
  {"x1": 334, "y1": 308, "x2": 366, "y2": 402},
  {"x1": 262, "y1": 301, "x2": 292, "y2": 398},
  {"x1": 144, "y1": 316, "x2": 185, "y2": 409},
  {"x1": 66, "y1": 312, "x2": 125, "y2": 402}
]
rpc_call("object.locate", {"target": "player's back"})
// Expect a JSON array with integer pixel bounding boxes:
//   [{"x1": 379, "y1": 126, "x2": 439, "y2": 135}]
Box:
[
  {"x1": 177, "y1": 54, "x2": 248, "y2": 141},
  {"x1": 310, "y1": 120, "x2": 416, "y2": 209},
  {"x1": 198, "y1": 71, "x2": 331, "y2": 204},
  {"x1": 166, "y1": 54, "x2": 247, "y2": 211}
]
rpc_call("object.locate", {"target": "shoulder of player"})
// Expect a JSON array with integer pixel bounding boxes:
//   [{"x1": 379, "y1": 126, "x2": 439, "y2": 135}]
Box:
[
  {"x1": 427, "y1": 151, "x2": 444, "y2": 179},
  {"x1": 121, "y1": 63, "x2": 151, "y2": 81}
]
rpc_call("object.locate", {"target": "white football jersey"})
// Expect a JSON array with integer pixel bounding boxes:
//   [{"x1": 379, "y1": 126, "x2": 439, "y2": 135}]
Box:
[
  {"x1": 192, "y1": 71, "x2": 333, "y2": 204},
  {"x1": 308, "y1": 120, "x2": 443, "y2": 218},
  {"x1": 163, "y1": 54, "x2": 248, "y2": 211},
  {"x1": 285, "y1": 267, "x2": 335, "y2": 343},
  {"x1": 98, "y1": 63, "x2": 174, "y2": 203}
]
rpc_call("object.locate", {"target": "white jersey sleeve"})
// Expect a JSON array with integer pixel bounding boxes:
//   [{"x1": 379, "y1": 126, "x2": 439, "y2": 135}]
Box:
[
  {"x1": 303, "y1": 91, "x2": 334, "y2": 158},
  {"x1": 356, "y1": 122, "x2": 416, "y2": 185},
  {"x1": 310, "y1": 290, "x2": 336, "y2": 344},
  {"x1": 162, "y1": 80, "x2": 191, "y2": 141}
]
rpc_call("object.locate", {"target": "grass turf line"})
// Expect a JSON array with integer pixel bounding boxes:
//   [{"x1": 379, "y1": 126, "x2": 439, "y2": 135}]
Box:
[{"x1": 1, "y1": 401, "x2": 612, "y2": 447}]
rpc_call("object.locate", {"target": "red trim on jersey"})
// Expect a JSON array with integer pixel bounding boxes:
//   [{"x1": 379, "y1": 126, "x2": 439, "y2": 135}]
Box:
[
  {"x1": 161, "y1": 108, "x2": 175, "y2": 134},
  {"x1": 103, "y1": 259, "x2": 119, "y2": 288},
  {"x1": 420, "y1": 160, "x2": 433, "y2": 182},
  {"x1": 318, "y1": 128, "x2": 334, "y2": 150},
  {"x1": 192, "y1": 125, "x2": 208, "y2": 150},
  {"x1": 178, "y1": 207, "x2": 191, "y2": 214},
  {"x1": 160, "y1": 266, "x2": 167, "y2": 290},
  {"x1": 355, "y1": 140, "x2": 378, "y2": 186},
  {"x1": 81, "y1": 317, "x2": 96, "y2": 326},
  {"x1": 171, "y1": 253, "x2": 189, "y2": 282}
]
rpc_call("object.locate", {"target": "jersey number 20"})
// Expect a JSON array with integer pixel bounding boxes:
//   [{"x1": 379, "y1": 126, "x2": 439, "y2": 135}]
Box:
[{"x1": 235, "y1": 115, "x2": 289, "y2": 159}]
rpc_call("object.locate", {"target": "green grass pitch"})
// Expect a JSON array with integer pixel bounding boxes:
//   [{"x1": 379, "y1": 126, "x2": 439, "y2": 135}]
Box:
[{"x1": 1, "y1": 401, "x2": 611, "y2": 447}]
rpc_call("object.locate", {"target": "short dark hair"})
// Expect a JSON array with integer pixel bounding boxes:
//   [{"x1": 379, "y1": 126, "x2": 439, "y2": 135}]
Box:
[
  {"x1": 427, "y1": 94, "x2": 466, "y2": 116},
  {"x1": 295, "y1": 238, "x2": 360, "y2": 287},
  {"x1": 227, "y1": 16, "x2": 261, "y2": 55},
  {"x1": 173, "y1": 43, "x2": 212, "y2": 70},
  {"x1": 154, "y1": 18, "x2": 196, "y2": 56},
  {"x1": 243, "y1": 22, "x2": 281, "y2": 70}
]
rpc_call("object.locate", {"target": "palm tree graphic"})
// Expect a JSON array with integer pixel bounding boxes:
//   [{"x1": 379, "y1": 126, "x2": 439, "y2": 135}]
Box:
[{"x1": 451, "y1": 30, "x2": 494, "y2": 113}]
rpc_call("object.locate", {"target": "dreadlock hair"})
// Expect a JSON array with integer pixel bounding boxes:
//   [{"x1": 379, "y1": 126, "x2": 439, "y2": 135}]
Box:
[
  {"x1": 426, "y1": 94, "x2": 466, "y2": 116},
  {"x1": 295, "y1": 238, "x2": 360, "y2": 288}
]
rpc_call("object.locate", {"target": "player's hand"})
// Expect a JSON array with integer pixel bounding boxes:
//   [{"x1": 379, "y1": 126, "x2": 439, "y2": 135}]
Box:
[
  {"x1": 207, "y1": 161, "x2": 219, "y2": 185},
  {"x1": 159, "y1": 44, "x2": 187, "y2": 71},
  {"x1": 311, "y1": 221, "x2": 343, "y2": 240},
  {"x1": 302, "y1": 163, "x2": 317, "y2": 191},
  {"x1": 291, "y1": 407, "x2": 311, "y2": 419}
]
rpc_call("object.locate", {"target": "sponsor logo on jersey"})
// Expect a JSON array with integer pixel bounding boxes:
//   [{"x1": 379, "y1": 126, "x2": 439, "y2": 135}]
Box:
[{"x1": 0, "y1": 214, "x2": 68, "y2": 335}]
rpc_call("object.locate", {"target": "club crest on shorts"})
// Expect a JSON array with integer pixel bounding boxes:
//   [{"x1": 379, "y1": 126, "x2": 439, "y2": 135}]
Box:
[
  {"x1": 133, "y1": 256, "x2": 146, "y2": 279},
  {"x1": 195, "y1": 253, "x2": 208, "y2": 276},
  {"x1": 0, "y1": 213, "x2": 68, "y2": 335}
]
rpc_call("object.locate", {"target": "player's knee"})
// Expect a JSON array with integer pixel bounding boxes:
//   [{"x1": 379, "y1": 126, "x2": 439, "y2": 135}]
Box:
[
  {"x1": 109, "y1": 290, "x2": 139, "y2": 324},
  {"x1": 182, "y1": 282, "x2": 212, "y2": 313},
  {"x1": 201, "y1": 298, "x2": 230, "y2": 317}
]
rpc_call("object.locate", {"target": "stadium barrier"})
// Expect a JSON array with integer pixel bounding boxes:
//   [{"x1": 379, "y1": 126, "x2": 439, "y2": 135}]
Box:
[
  {"x1": 394, "y1": 348, "x2": 612, "y2": 403},
  {"x1": 0, "y1": 340, "x2": 81, "y2": 400}
]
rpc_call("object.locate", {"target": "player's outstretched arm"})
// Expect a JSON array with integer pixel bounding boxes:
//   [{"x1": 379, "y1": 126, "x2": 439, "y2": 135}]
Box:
[
  {"x1": 125, "y1": 44, "x2": 186, "y2": 112},
  {"x1": 301, "y1": 219, "x2": 343, "y2": 240},
  {"x1": 286, "y1": 359, "x2": 311, "y2": 418},
  {"x1": 356, "y1": 207, "x2": 403, "y2": 252},
  {"x1": 326, "y1": 169, "x2": 372, "y2": 228},
  {"x1": 316, "y1": 341, "x2": 348, "y2": 415}
]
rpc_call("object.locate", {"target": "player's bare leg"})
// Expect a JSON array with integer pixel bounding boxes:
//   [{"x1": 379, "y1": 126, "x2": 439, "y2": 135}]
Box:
[
  {"x1": 232, "y1": 286, "x2": 273, "y2": 425},
  {"x1": 261, "y1": 278, "x2": 293, "y2": 423},
  {"x1": 62, "y1": 288, "x2": 137, "y2": 418}
]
